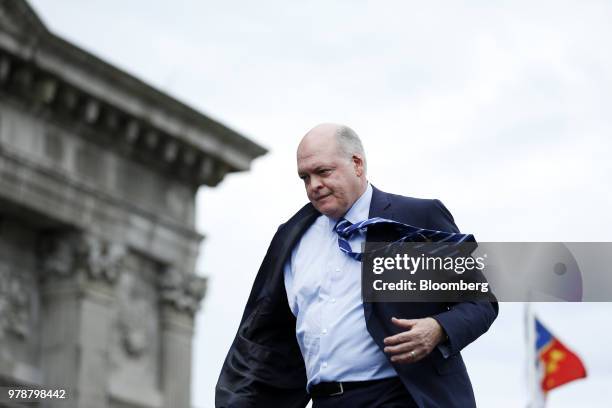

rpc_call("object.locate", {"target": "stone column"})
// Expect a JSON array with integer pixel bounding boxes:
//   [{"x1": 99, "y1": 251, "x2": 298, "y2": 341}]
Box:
[
  {"x1": 39, "y1": 231, "x2": 125, "y2": 408},
  {"x1": 158, "y1": 268, "x2": 206, "y2": 408}
]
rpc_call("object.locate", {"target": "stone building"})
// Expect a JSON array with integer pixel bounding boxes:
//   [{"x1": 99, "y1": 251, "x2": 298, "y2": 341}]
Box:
[{"x1": 0, "y1": 1, "x2": 266, "y2": 407}]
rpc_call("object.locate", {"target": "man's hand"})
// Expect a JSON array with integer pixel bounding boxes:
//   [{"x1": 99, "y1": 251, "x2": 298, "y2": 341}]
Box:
[{"x1": 383, "y1": 317, "x2": 445, "y2": 364}]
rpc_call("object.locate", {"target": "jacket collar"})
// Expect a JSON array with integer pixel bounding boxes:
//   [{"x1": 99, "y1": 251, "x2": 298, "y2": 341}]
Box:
[{"x1": 369, "y1": 185, "x2": 392, "y2": 219}]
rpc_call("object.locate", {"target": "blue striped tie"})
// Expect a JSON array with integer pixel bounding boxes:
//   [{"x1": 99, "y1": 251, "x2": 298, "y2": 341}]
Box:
[{"x1": 334, "y1": 217, "x2": 475, "y2": 261}]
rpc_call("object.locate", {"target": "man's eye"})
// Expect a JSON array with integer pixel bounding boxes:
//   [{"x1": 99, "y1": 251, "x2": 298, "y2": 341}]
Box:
[{"x1": 320, "y1": 169, "x2": 331, "y2": 176}]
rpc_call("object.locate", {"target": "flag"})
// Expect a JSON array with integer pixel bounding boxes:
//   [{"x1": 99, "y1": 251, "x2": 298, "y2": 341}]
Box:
[
  {"x1": 535, "y1": 318, "x2": 587, "y2": 393},
  {"x1": 525, "y1": 304, "x2": 587, "y2": 407}
]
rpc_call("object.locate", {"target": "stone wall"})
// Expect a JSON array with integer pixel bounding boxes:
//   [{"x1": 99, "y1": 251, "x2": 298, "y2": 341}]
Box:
[{"x1": 0, "y1": 1, "x2": 265, "y2": 407}]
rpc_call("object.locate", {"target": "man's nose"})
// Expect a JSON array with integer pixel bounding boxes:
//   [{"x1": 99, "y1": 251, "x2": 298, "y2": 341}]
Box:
[{"x1": 309, "y1": 175, "x2": 323, "y2": 191}]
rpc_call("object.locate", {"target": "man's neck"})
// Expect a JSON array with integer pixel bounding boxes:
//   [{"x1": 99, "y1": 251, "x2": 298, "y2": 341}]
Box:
[{"x1": 338, "y1": 181, "x2": 371, "y2": 222}]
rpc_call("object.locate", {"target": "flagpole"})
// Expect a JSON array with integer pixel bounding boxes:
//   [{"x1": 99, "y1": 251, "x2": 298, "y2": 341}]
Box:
[{"x1": 525, "y1": 301, "x2": 538, "y2": 408}]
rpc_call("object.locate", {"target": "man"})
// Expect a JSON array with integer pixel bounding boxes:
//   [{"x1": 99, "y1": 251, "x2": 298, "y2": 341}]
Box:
[{"x1": 216, "y1": 124, "x2": 498, "y2": 407}]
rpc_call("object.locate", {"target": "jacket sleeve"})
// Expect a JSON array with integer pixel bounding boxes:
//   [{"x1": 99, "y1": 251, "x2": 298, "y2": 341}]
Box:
[
  {"x1": 433, "y1": 301, "x2": 498, "y2": 356},
  {"x1": 429, "y1": 199, "x2": 499, "y2": 356}
]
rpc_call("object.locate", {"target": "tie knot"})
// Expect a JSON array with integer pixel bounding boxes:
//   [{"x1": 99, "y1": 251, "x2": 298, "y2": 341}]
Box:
[{"x1": 334, "y1": 218, "x2": 353, "y2": 238}]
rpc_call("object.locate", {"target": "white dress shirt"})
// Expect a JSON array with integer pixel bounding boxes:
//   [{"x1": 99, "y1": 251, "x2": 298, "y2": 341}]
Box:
[{"x1": 283, "y1": 183, "x2": 397, "y2": 390}]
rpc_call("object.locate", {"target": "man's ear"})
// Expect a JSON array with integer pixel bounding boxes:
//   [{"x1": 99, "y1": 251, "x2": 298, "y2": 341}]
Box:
[{"x1": 352, "y1": 154, "x2": 364, "y2": 176}]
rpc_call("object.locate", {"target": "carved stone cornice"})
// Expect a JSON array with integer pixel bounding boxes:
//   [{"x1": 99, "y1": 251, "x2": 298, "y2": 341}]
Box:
[
  {"x1": 158, "y1": 267, "x2": 207, "y2": 316},
  {"x1": 0, "y1": 0, "x2": 267, "y2": 188},
  {"x1": 0, "y1": 49, "x2": 238, "y2": 187}
]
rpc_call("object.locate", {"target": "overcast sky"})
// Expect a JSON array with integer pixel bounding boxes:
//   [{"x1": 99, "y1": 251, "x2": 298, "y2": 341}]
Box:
[{"x1": 28, "y1": 1, "x2": 612, "y2": 407}]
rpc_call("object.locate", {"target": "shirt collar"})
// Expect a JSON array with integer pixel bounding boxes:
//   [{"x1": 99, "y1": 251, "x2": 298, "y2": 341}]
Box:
[{"x1": 327, "y1": 183, "x2": 372, "y2": 230}]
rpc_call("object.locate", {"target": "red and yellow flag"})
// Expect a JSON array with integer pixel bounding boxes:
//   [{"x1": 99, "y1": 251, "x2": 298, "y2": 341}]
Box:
[{"x1": 535, "y1": 318, "x2": 587, "y2": 393}]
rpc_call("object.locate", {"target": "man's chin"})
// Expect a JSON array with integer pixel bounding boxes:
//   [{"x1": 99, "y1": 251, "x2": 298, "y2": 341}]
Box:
[{"x1": 313, "y1": 202, "x2": 343, "y2": 219}]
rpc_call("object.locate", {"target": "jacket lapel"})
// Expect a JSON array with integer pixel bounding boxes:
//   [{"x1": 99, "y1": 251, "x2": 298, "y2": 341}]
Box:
[
  {"x1": 264, "y1": 203, "x2": 320, "y2": 299},
  {"x1": 367, "y1": 185, "x2": 393, "y2": 230},
  {"x1": 364, "y1": 185, "x2": 392, "y2": 321}
]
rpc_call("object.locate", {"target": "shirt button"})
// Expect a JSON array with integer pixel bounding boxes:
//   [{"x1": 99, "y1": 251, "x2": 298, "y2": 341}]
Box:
[
  {"x1": 335, "y1": 268, "x2": 340, "y2": 273},
  {"x1": 322, "y1": 362, "x2": 328, "y2": 368},
  {"x1": 330, "y1": 298, "x2": 336, "y2": 303},
  {"x1": 322, "y1": 328, "x2": 328, "y2": 335}
]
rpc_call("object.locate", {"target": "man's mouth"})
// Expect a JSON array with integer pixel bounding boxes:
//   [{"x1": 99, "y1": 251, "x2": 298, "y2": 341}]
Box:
[{"x1": 315, "y1": 193, "x2": 332, "y2": 202}]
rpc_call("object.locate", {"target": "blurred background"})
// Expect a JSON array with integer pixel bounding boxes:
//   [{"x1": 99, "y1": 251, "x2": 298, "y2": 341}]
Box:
[{"x1": 2, "y1": 1, "x2": 611, "y2": 407}]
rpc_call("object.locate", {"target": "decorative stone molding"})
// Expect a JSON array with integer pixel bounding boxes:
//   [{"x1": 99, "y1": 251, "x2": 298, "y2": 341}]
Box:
[
  {"x1": 39, "y1": 231, "x2": 126, "y2": 284},
  {"x1": 39, "y1": 230, "x2": 81, "y2": 278},
  {"x1": 117, "y1": 286, "x2": 152, "y2": 359},
  {"x1": 158, "y1": 267, "x2": 207, "y2": 316},
  {"x1": 0, "y1": 271, "x2": 30, "y2": 339},
  {"x1": 79, "y1": 235, "x2": 126, "y2": 283},
  {"x1": 118, "y1": 313, "x2": 149, "y2": 358}
]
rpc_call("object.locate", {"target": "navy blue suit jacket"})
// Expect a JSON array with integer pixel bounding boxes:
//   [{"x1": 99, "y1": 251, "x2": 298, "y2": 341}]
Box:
[{"x1": 216, "y1": 187, "x2": 498, "y2": 407}]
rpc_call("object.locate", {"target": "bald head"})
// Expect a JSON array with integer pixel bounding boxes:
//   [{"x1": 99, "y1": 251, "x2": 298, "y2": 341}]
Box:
[
  {"x1": 296, "y1": 123, "x2": 367, "y2": 219},
  {"x1": 298, "y1": 123, "x2": 367, "y2": 172}
]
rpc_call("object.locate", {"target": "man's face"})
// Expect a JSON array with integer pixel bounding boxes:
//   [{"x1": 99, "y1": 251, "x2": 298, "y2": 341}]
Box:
[{"x1": 297, "y1": 134, "x2": 365, "y2": 219}]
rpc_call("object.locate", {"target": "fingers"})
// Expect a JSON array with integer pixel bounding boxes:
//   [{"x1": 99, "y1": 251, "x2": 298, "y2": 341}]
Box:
[
  {"x1": 384, "y1": 317, "x2": 434, "y2": 364},
  {"x1": 384, "y1": 317, "x2": 418, "y2": 346},
  {"x1": 391, "y1": 317, "x2": 417, "y2": 329},
  {"x1": 391, "y1": 349, "x2": 423, "y2": 364},
  {"x1": 384, "y1": 340, "x2": 415, "y2": 355},
  {"x1": 384, "y1": 330, "x2": 412, "y2": 346}
]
